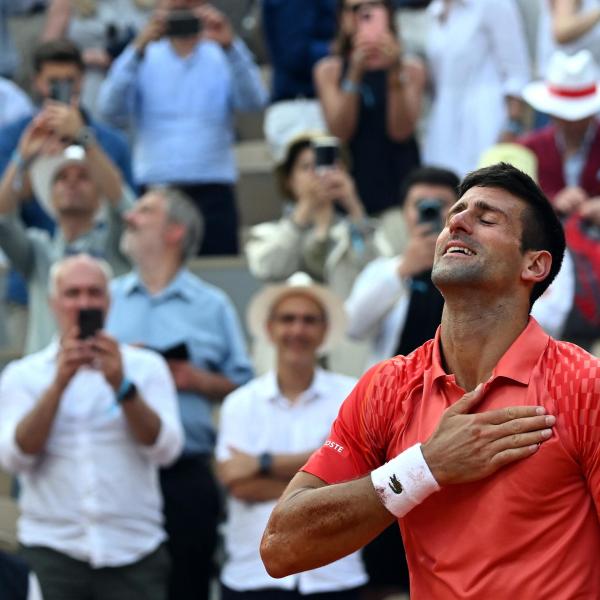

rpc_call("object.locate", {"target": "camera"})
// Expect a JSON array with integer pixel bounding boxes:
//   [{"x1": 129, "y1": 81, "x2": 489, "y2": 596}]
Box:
[
  {"x1": 49, "y1": 78, "x2": 74, "y2": 104},
  {"x1": 416, "y1": 198, "x2": 444, "y2": 233},
  {"x1": 312, "y1": 137, "x2": 339, "y2": 173},
  {"x1": 166, "y1": 10, "x2": 202, "y2": 38}
]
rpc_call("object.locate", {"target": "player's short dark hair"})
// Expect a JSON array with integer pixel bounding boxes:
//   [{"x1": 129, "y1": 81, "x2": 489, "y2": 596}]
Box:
[
  {"x1": 459, "y1": 162, "x2": 565, "y2": 307},
  {"x1": 400, "y1": 166, "x2": 460, "y2": 206},
  {"x1": 33, "y1": 39, "x2": 84, "y2": 73}
]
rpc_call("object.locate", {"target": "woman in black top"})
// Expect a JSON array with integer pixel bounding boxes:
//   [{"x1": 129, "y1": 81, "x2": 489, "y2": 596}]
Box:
[{"x1": 314, "y1": 0, "x2": 423, "y2": 216}]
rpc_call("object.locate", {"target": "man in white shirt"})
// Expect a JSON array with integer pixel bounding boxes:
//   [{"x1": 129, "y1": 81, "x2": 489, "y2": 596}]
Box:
[
  {"x1": 216, "y1": 273, "x2": 367, "y2": 599},
  {"x1": 0, "y1": 253, "x2": 184, "y2": 600}
]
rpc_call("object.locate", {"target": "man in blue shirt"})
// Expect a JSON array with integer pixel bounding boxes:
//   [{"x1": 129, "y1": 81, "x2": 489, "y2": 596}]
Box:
[
  {"x1": 106, "y1": 186, "x2": 254, "y2": 600},
  {"x1": 98, "y1": 0, "x2": 268, "y2": 256}
]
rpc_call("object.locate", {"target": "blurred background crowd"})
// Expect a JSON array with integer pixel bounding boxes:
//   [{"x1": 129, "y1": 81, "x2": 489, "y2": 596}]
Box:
[{"x1": 0, "y1": 0, "x2": 600, "y2": 599}]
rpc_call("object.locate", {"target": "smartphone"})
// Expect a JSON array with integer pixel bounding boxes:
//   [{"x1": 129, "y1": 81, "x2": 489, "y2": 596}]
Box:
[
  {"x1": 78, "y1": 308, "x2": 104, "y2": 339},
  {"x1": 49, "y1": 78, "x2": 74, "y2": 104},
  {"x1": 156, "y1": 342, "x2": 190, "y2": 361},
  {"x1": 312, "y1": 137, "x2": 339, "y2": 173},
  {"x1": 356, "y1": 4, "x2": 389, "y2": 45},
  {"x1": 166, "y1": 10, "x2": 202, "y2": 38},
  {"x1": 417, "y1": 198, "x2": 444, "y2": 234}
]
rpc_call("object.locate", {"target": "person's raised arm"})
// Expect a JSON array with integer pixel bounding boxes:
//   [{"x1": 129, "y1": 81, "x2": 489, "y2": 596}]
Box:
[
  {"x1": 551, "y1": 0, "x2": 600, "y2": 44},
  {"x1": 261, "y1": 385, "x2": 555, "y2": 577},
  {"x1": 42, "y1": 0, "x2": 71, "y2": 40},
  {"x1": 315, "y1": 57, "x2": 362, "y2": 142}
]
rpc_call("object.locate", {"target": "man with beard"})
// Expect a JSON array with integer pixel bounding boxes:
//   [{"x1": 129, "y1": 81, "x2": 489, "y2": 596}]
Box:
[
  {"x1": 107, "y1": 187, "x2": 253, "y2": 600},
  {"x1": 261, "y1": 163, "x2": 600, "y2": 598}
]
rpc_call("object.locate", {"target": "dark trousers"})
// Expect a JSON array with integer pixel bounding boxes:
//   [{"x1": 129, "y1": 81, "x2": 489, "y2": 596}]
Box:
[
  {"x1": 19, "y1": 544, "x2": 169, "y2": 600},
  {"x1": 221, "y1": 584, "x2": 364, "y2": 600},
  {"x1": 160, "y1": 455, "x2": 222, "y2": 600},
  {"x1": 175, "y1": 183, "x2": 239, "y2": 256}
]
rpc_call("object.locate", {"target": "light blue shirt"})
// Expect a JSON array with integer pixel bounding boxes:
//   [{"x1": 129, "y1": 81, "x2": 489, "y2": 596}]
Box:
[
  {"x1": 98, "y1": 38, "x2": 268, "y2": 185},
  {"x1": 107, "y1": 268, "x2": 254, "y2": 455}
]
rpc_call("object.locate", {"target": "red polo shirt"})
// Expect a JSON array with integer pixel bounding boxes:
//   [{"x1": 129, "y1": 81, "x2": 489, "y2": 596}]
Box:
[{"x1": 303, "y1": 319, "x2": 600, "y2": 599}]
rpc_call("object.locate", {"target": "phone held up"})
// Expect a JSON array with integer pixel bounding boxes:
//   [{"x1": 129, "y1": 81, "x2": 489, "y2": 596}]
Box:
[
  {"x1": 312, "y1": 137, "x2": 339, "y2": 175},
  {"x1": 417, "y1": 198, "x2": 444, "y2": 234},
  {"x1": 78, "y1": 308, "x2": 104, "y2": 340},
  {"x1": 49, "y1": 78, "x2": 75, "y2": 104},
  {"x1": 166, "y1": 9, "x2": 202, "y2": 38}
]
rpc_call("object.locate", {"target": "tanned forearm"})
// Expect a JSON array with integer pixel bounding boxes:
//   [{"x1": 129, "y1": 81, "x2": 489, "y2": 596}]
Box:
[
  {"x1": 261, "y1": 475, "x2": 394, "y2": 578},
  {"x1": 270, "y1": 452, "x2": 314, "y2": 480},
  {"x1": 230, "y1": 477, "x2": 289, "y2": 502},
  {"x1": 121, "y1": 393, "x2": 162, "y2": 446},
  {"x1": 84, "y1": 142, "x2": 123, "y2": 204},
  {"x1": 15, "y1": 382, "x2": 64, "y2": 455},
  {"x1": 0, "y1": 161, "x2": 31, "y2": 214},
  {"x1": 386, "y1": 60, "x2": 423, "y2": 141},
  {"x1": 552, "y1": 0, "x2": 600, "y2": 43}
]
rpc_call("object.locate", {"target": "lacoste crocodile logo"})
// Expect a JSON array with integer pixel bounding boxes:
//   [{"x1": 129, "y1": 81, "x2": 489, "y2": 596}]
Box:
[{"x1": 388, "y1": 474, "x2": 403, "y2": 494}]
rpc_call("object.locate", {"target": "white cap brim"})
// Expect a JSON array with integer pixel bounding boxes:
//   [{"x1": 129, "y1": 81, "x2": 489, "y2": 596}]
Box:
[{"x1": 523, "y1": 81, "x2": 600, "y2": 121}]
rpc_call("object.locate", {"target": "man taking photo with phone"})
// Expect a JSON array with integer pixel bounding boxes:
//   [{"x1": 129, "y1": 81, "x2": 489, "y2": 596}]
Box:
[
  {"x1": 0, "y1": 139, "x2": 133, "y2": 354},
  {"x1": 0, "y1": 253, "x2": 184, "y2": 600},
  {"x1": 98, "y1": 0, "x2": 268, "y2": 256}
]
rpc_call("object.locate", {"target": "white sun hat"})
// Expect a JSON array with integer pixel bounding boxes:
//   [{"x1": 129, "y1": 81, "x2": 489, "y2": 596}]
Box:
[
  {"x1": 246, "y1": 272, "x2": 347, "y2": 355},
  {"x1": 523, "y1": 49, "x2": 600, "y2": 121},
  {"x1": 29, "y1": 144, "x2": 89, "y2": 219}
]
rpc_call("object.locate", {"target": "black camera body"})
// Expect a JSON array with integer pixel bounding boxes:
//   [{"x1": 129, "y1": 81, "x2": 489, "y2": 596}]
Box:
[
  {"x1": 416, "y1": 197, "x2": 444, "y2": 233},
  {"x1": 166, "y1": 10, "x2": 202, "y2": 38}
]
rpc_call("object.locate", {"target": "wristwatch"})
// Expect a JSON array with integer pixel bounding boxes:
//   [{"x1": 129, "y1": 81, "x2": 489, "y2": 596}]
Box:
[
  {"x1": 258, "y1": 452, "x2": 273, "y2": 475},
  {"x1": 73, "y1": 126, "x2": 97, "y2": 149},
  {"x1": 116, "y1": 377, "x2": 137, "y2": 403}
]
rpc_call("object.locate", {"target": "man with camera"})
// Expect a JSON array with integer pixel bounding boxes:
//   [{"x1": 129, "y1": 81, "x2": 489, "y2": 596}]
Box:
[
  {"x1": 0, "y1": 134, "x2": 133, "y2": 354},
  {"x1": 98, "y1": 0, "x2": 268, "y2": 256},
  {"x1": 0, "y1": 253, "x2": 184, "y2": 600}
]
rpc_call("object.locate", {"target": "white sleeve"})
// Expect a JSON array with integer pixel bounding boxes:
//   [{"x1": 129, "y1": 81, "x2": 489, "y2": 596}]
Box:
[
  {"x1": 28, "y1": 573, "x2": 44, "y2": 600},
  {"x1": 485, "y1": 0, "x2": 531, "y2": 96},
  {"x1": 0, "y1": 362, "x2": 40, "y2": 474},
  {"x1": 345, "y1": 256, "x2": 410, "y2": 340},
  {"x1": 134, "y1": 353, "x2": 184, "y2": 467},
  {"x1": 216, "y1": 389, "x2": 254, "y2": 463}
]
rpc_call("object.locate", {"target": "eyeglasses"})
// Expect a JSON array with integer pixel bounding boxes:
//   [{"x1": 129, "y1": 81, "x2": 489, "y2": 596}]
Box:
[
  {"x1": 272, "y1": 313, "x2": 325, "y2": 326},
  {"x1": 344, "y1": 0, "x2": 384, "y2": 14}
]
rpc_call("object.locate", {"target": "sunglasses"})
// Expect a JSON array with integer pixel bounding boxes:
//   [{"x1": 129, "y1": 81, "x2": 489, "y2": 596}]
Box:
[
  {"x1": 272, "y1": 313, "x2": 325, "y2": 326},
  {"x1": 344, "y1": 0, "x2": 384, "y2": 14}
]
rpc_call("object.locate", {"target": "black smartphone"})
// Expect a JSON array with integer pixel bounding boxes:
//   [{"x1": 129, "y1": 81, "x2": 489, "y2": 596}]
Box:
[
  {"x1": 78, "y1": 308, "x2": 104, "y2": 339},
  {"x1": 166, "y1": 10, "x2": 202, "y2": 38},
  {"x1": 312, "y1": 137, "x2": 339, "y2": 173},
  {"x1": 159, "y1": 342, "x2": 190, "y2": 361},
  {"x1": 49, "y1": 78, "x2": 74, "y2": 104},
  {"x1": 417, "y1": 198, "x2": 444, "y2": 233}
]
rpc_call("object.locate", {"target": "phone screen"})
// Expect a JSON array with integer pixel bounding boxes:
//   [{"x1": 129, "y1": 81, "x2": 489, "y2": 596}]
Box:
[
  {"x1": 312, "y1": 137, "x2": 339, "y2": 172},
  {"x1": 49, "y1": 79, "x2": 74, "y2": 104},
  {"x1": 78, "y1": 308, "x2": 104, "y2": 339}
]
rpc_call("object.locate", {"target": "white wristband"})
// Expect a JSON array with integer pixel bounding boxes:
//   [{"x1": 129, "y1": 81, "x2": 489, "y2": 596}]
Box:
[{"x1": 370, "y1": 443, "x2": 440, "y2": 518}]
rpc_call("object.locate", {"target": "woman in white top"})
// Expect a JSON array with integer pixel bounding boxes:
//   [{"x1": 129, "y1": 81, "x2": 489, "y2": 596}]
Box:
[
  {"x1": 537, "y1": 0, "x2": 600, "y2": 77},
  {"x1": 423, "y1": 0, "x2": 530, "y2": 177}
]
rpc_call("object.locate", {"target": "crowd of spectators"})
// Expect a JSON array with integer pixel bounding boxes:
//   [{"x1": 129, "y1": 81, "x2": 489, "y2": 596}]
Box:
[{"x1": 0, "y1": 1, "x2": 599, "y2": 599}]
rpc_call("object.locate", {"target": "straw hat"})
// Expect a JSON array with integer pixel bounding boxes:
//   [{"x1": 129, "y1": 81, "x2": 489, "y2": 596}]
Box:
[
  {"x1": 246, "y1": 272, "x2": 347, "y2": 354},
  {"x1": 478, "y1": 144, "x2": 539, "y2": 183}
]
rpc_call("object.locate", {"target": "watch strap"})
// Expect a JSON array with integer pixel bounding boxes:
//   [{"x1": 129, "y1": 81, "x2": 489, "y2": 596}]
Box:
[
  {"x1": 116, "y1": 377, "x2": 137, "y2": 403},
  {"x1": 258, "y1": 452, "x2": 273, "y2": 475}
]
